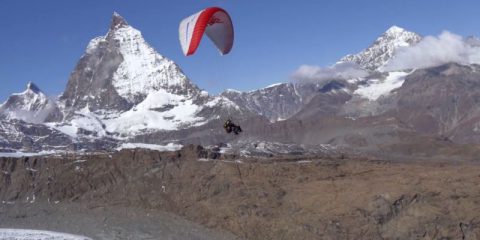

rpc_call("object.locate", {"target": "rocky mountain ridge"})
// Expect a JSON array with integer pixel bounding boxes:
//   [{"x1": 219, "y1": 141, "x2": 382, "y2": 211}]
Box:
[{"x1": 220, "y1": 26, "x2": 423, "y2": 122}]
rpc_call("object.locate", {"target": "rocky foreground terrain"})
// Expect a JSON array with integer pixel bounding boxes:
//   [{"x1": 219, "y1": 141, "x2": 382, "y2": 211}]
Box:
[{"x1": 1, "y1": 146, "x2": 480, "y2": 240}]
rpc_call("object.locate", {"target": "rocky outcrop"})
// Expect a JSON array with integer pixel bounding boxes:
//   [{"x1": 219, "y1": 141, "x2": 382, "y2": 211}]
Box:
[{"x1": 1, "y1": 147, "x2": 480, "y2": 239}]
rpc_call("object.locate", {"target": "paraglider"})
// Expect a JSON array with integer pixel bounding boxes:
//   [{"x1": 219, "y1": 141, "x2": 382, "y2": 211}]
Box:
[
  {"x1": 179, "y1": 7, "x2": 238, "y2": 135},
  {"x1": 179, "y1": 7, "x2": 234, "y2": 56},
  {"x1": 223, "y1": 119, "x2": 242, "y2": 135}
]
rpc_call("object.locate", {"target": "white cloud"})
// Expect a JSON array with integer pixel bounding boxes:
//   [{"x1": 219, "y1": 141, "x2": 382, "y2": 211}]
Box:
[
  {"x1": 383, "y1": 31, "x2": 480, "y2": 71},
  {"x1": 290, "y1": 62, "x2": 368, "y2": 85}
]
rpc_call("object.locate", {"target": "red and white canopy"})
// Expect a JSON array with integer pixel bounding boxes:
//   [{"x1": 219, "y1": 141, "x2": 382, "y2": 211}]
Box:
[{"x1": 179, "y1": 7, "x2": 234, "y2": 56}]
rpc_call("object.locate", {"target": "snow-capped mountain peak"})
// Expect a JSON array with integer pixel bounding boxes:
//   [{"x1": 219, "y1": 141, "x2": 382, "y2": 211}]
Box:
[
  {"x1": 61, "y1": 12, "x2": 201, "y2": 112},
  {"x1": 339, "y1": 26, "x2": 422, "y2": 71},
  {"x1": 385, "y1": 25, "x2": 405, "y2": 35},
  {"x1": 105, "y1": 12, "x2": 200, "y2": 102},
  {"x1": 8, "y1": 82, "x2": 48, "y2": 109},
  {"x1": 0, "y1": 82, "x2": 61, "y2": 123}
]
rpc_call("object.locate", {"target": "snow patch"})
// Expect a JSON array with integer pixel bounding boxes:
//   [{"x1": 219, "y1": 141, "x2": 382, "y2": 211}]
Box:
[
  {"x1": 197, "y1": 158, "x2": 212, "y2": 162},
  {"x1": 265, "y1": 83, "x2": 283, "y2": 88},
  {"x1": 116, "y1": 142, "x2": 183, "y2": 152},
  {"x1": 354, "y1": 71, "x2": 410, "y2": 100},
  {"x1": 218, "y1": 144, "x2": 233, "y2": 154},
  {"x1": 0, "y1": 229, "x2": 92, "y2": 240},
  {"x1": 0, "y1": 150, "x2": 56, "y2": 158},
  {"x1": 45, "y1": 107, "x2": 107, "y2": 138},
  {"x1": 200, "y1": 90, "x2": 209, "y2": 97},
  {"x1": 204, "y1": 96, "x2": 240, "y2": 110},
  {"x1": 45, "y1": 123, "x2": 78, "y2": 138},
  {"x1": 48, "y1": 89, "x2": 207, "y2": 137},
  {"x1": 105, "y1": 92, "x2": 205, "y2": 134},
  {"x1": 225, "y1": 89, "x2": 241, "y2": 93},
  {"x1": 297, "y1": 160, "x2": 313, "y2": 164},
  {"x1": 135, "y1": 89, "x2": 186, "y2": 110}
]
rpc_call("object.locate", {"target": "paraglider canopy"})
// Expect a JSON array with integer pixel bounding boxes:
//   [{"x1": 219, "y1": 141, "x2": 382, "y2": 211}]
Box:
[{"x1": 179, "y1": 7, "x2": 234, "y2": 56}]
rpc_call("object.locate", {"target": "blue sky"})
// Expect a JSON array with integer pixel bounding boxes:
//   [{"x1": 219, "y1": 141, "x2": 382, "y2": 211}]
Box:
[{"x1": 1, "y1": 0, "x2": 480, "y2": 101}]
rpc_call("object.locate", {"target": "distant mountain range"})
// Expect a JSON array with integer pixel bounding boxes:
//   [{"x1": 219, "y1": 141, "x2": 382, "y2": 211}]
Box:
[{"x1": 1, "y1": 13, "x2": 480, "y2": 159}]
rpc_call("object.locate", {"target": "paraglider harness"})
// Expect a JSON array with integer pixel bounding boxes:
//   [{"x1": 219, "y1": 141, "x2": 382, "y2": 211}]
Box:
[{"x1": 224, "y1": 119, "x2": 242, "y2": 135}]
